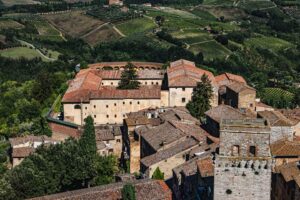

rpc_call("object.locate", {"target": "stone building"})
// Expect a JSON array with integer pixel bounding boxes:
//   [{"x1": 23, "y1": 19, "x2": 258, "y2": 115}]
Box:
[
  {"x1": 214, "y1": 119, "x2": 273, "y2": 200},
  {"x1": 258, "y1": 110, "x2": 294, "y2": 144},
  {"x1": 204, "y1": 104, "x2": 255, "y2": 137},
  {"x1": 9, "y1": 135, "x2": 59, "y2": 167},
  {"x1": 108, "y1": 0, "x2": 123, "y2": 6},
  {"x1": 279, "y1": 108, "x2": 300, "y2": 137},
  {"x1": 225, "y1": 82, "x2": 256, "y2": 111},
  {"x1": 140, "y1": 137, "x2": 199, "y2": 180},
  {"x1": 31, "y1": 179, "x2": 172, "y2": 200},
  {"x1": 196, "y1": 156, "x2": 214, "y2": 200},
  {"x1": 61, "y1": 59, "x2": 231, "y2": 126},
  {"x1": 95, "y1": 125, "x2": 122, "y2": 158},
  {"x1": 272, "y1": 161, "x2": 300, "y2": 200}
]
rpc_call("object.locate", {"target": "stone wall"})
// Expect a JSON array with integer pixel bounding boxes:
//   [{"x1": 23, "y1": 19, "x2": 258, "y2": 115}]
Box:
[
  {"x1": 270, "y1": 126, "x2": 293, "y2": 144},
  {"x1": 214, "y1": 157, "x2": 272, "y2": 200},
  {"x1": 238, "y1": 90, "x2": 256, "y2": 111}
]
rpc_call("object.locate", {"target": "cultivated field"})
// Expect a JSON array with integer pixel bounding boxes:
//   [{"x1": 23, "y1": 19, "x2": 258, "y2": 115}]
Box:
[
  {"x1": 116, "y1": 17, "x2": 156, "y2": 36},
  {"x1": 245, "y1": 36, "x2": 295, "y2": 52},
  {"x1": 82, "y1": 24, "x2": 122, "y2": 46},
  {"x1": 189, "y1": 40, "x2": 232, "y2": 61},
  {"x1": 0, "y1": 47, "x2": 44, "y2": 60},
  {"x1": 1, "y1": 0, "x2": 40, "y2": 7},
  {"x1": 0, "y1": 19, "x2": 24, "y2": 29},
  {"x1": 43, "y1": 11, "x2": 105, "y2": 38}
]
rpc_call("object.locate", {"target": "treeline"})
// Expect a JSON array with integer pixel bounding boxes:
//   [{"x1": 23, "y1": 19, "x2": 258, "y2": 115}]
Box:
[
  {"x1": 0, "y1": 117, "x2": 118, "y2": 199},
  {"x1": 124, "y1": 0, "x2": 203, "y2": 5}
]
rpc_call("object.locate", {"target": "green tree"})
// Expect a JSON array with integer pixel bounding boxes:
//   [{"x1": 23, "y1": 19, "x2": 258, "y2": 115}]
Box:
[
  {"x1": 186, "y1": 74, "x2": 213, "y2": 120},
  {"x1": 118, "y1": 63, "x2": 140, "y2": 90},
  {"x1": 121, "y1": 183, "x2": 136, "y2": 200},
  {"x1": 151, "y1": 167, "x2": 164, "y2": 180},
  {"x1": 0, "y1": 177, "x2": 15, "y2": 200}
]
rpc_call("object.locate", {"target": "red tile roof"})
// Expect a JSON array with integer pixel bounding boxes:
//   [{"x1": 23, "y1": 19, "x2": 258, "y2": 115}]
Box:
[
  {"x1": 271, "y1": 140, "x2": 300, "y2": 156},
  {"x1": 88, "y1": 61, "x2": 164, "y2": 69},
  {"x1": 275, "y1": 162, "x2": 300, "y2": 187},
  {"x1": 197, "y1": 156, "x2": 214, "y2": 177},
  {"x1": 167, "y1": 59, "x2": 215, "y2": 87},
  {"x1": 215, "y1": 72, "x2": 246, "y2": 86},
  {"x1": 227, "y1": 82, "x2": 255, "y2": 93},
  {"x1": 12, "y1": 147, "x2": 34, "y2": 158}
]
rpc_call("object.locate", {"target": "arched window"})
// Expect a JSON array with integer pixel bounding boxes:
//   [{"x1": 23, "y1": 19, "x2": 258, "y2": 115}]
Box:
[{"x1": 74, "y1": 105, "x2": 81, "y2": 109}]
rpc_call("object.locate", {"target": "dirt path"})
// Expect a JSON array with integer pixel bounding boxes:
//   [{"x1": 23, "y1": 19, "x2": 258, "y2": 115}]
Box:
[
  {"x1": 112, "y1": 25, "x2": 126, "y2": 37},
  {"x1": 80, "y1": 22, "x2": 110, "y2": 38},
  {"x1": 17, "y1": 39, "x2": 56, "y2": 61},
  {"x1": 190, "y1": 39, "x2": 215, "y2": 46},
  {"x1": 47, "y1": 22, "x2": 67, "y2": 41}
]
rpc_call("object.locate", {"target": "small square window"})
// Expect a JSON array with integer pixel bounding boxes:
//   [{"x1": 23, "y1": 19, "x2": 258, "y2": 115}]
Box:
[
  {"x1": 115, "y1": 115, "x2": 117, "y2": 118},
  {"x1": 106, "y1": 105, "x2": 109, "y2": 108},
  {"x1": 85, "y1": 107, "x2": 87, "y2": 110},
  {"x1": 111, "y1": 82, "x2": 113, "y2": 85},
  {"x1": 94, "y1": 115, "x2": 96, "y2": 118},
  {"x1": 182, "y1": 87, "x2": 185, "y2": 91},
  {"x1": 117, "y1": 139, "x2": 121, "y2": 142},
  {"x1": 123, "y1": 102, "x2": 125, "y2": 105},
  {"x1": 94, "y1": 105, "x2": 96, "y2": 108},
  {"x1": 130, "y1": 102, "x2": 132, "y2": 105},
  {"x1": 156, "y1": 82, "x2": 159, "y2": 85},
  {"x1": 151, "y1": 82, "x2": 154, "y2": 85},
  {"x1": 114, "y1": 103, "x2": 117, "y2": 106},
  {"x1": 137, "y1": 101, "x2": 140, "y2": 105},
  {"x1": 182, "y1": 98, "x2": 186, "y2": 103},
  {"x1": 106, "y1": 115, "x2": 109, "y2": 118},
  {"x1": 145, "y1": 82, "x2": 147, "y2": 85}
]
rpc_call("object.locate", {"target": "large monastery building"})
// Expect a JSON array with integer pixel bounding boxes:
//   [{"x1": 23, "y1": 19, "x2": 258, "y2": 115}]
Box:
[{"x1": 62, "y1": 59, "x2": 250, "y2": 125}]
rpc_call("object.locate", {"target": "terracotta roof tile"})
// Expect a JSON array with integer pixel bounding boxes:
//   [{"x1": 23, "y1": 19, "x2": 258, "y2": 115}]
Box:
[
  {"x1": 215, "y1": 72, "x2": 246, "y2": 86},
  {"x1": 197, "y1": 156, "x2": 214, "y2": 177},
  {"x1": 275, "y1": 162, "x2": 300, "y2": 187},
  {"x1": 205, "y1": 105, "x2": 251, "y2": 123},
  {"x1": 12, "y1": 147, "x2": 34, "y2": 158},
  {"x1": 88, "y1": 61, "x2": 164, "y2": 69},
  {"x1": 167, "y1": 60, "x2": 215, "y2": 87},
  {"x1": 271, "y1": 140, "x2": 300, "y2": 156},
  {"x1": 258, "y1": 110, "x2": 293, "y2": 126},
  {"x1": 227, "y1": 82, "x2": 255, "y2": 93}
]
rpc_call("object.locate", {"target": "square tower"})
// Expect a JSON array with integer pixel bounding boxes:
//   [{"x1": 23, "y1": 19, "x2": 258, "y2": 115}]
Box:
[{"x1": 214, "y1": 119, "x2": 273, "y2": 200}]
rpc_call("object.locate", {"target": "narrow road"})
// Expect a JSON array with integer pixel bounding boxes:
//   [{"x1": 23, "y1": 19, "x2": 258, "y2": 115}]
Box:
[
  {"x1": 17, "y1": 39, "x2": 56, "y2": 61},
  {"x1": 80, "y1": 22, "x2": 110, "y2": 38},
  {"x1": 112, "y1": 25, "x2": 126, "y2": 37}
]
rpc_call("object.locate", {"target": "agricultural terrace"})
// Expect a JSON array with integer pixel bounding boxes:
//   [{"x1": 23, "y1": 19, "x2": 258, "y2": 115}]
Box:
[
  {"x1": 245, "y1": 36, "x2": 296, "y2": 52},
  {"x1": 116, "y1": 17, "x2": 156, "y2": 36},
  {"x1": 1, "y1": 0, "x2": 40, "y2": 7},
  {"x1": 0, "y1": 19, "x2": 24, "y2": 30},
  {"x1": 0, "y1": 47, "x2": 47, "y2": 61},
  {"x1": 43, "y1": 11, "x2": 105, "y2": 38}
]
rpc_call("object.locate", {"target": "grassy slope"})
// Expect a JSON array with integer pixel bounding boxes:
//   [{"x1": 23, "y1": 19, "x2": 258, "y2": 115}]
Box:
[{"x1": 116, "y1": 17, "x2": 156, "y2": 36}]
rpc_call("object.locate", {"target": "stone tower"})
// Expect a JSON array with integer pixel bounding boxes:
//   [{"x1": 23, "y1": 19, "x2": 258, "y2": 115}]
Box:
[{"x1": 214, "y1": 119, "x2": 273, "y2": 200}]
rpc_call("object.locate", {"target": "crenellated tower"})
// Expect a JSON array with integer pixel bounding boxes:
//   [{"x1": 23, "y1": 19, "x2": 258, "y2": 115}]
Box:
[{"x1": 214, "y1": 119, "x2": 273, "y2": 200}]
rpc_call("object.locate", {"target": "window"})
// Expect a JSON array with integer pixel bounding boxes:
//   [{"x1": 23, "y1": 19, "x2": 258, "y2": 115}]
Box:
[
  {"x1": 94, "y1": 105, "x2": 96, "y2": 108},
  {"x1": 249, "y1": 146, "x2": 256, "y2": 157},
  {"x1": 232, "y1": 145, "x2": 240, "y2": 156},
  {"x1": 137, "y1": 101, "x2": 140, "y2": 105},
  {"x1": 182, "y1": 87, "x2": 185, "y2": 91},
  {"x1": 145, "y1": 82, "x2": 147, "y2": 85},
  {"x1": 182, "y1": 98, "x2": 186, "y2": 103},
  {"x1": 115, "y1": 114, "x2": 117, "y2": 118},
  {"x1": 130, "y1": 102, "x2": 132, "y2": 105},
  {"x1": 156, "y1": 82, "x2": 159, "y2": 85},
  {"x1": 114, "y1": 103, "x2": 117, "y2": 106},
  {"x1": 74, "y1": 105, "x2": 81, "y2": 109},
  {"x1": 85, "y1": 107, "x2": 87, "y2": 110},
  {"x1": 111, "y1": 82, "x2": 113, "y2": 85},
  {"x1": 117, "y1": 139, "x2": 121, "y2": 142},
  {"x1": 106, "y1": 105, "x2": 109, "y2": 108},
  {"x1": 250, "y1": 103, "x2": 253, "y2": 107},
  {"x1": 101, "y1": 83, "x2": 104, "y2": 85},
  {"x1": 106, "y1": 141, "x2": 109, "y2": 144},
  {"x1": 151, "y1": 82, "x2": 154, "y2": 85},
  {"x1": 106, "y1": 115, "x2": 109, "y2": 118},
  {"x1": 94, "y1": 115, "x2": 96, "y2": 118},
  {"x1": 109, "y1": 149, "x2": 113, "y2": 153},
  {"x1": 123, "y1": 102, "x2": 125, "y2": 105}
]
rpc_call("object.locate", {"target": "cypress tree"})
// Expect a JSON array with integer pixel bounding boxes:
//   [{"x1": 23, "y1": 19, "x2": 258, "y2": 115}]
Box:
[
  {"x1": 151, "y1": 167, "x2": 164, "y2": 180},
  {"x1": 186, "y1": 74, "x2": 213, "y2": 121},
  {"x1": 118, "y1": 63, "x2": 140, "y2": 90},
  {"x1": 121, "y1": 183, "x2": 136, "y2": 200}
]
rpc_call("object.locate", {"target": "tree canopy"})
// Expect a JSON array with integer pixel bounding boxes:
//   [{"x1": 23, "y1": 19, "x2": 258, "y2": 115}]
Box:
[
  {"x1": 118, "y1": 63, "x2": 140, "y2": 90},
  {"x1": 151, "y1": 167, "x2": 164, "y2": 180},
  {"x1": 122, "y1": 183, "x2": 136, "y2": 200},
  {"x1": 186, "y1": 74, "x2": 213, "y2": 121}
]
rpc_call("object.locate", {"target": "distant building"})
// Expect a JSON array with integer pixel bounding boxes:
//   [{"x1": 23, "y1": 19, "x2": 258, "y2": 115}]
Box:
[
  {"x1": 108, "y1": 0, "x2": 123, "y2": 6},
  {"x1": 279, "y1": 108, "x2": 300, "y2": 137},
  {"x1": 258, "y1": 110, "x2": 294, "y2": 143},
  {"x1": 31, "y1": 179, "x2": 172, "y2": 200},
  {"x1": 63, "y1": 59, "x2": 246, "y2": 126},
  {"x1": 95, "y1": 125, "x2": 122, "y2": 158},
  {"x1": 9, "y1": 135, "x2": 59, "y2": 167},
  {"x1": 214, "y1": 119, "x2": 273, "y2": 200}
]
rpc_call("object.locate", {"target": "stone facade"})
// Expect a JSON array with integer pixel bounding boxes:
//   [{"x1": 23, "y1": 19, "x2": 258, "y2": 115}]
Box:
[{"x1": 214, "y1": 119, "x2": 273, "y2": 200}]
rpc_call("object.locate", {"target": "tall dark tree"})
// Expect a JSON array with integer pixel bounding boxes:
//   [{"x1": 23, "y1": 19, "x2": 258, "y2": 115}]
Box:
[
  {"x1": 186, "y1": 74, "x2": 213, "y2": 120},
  {"x1": 151, "y1": 167, "x2": 164, "y2": 180},
  {"x1": 118, "y1": 63, "x2": 140, "y2": 89},
  {"x1": 121, "y1": 183, "x2": 136, "y2": 200}
]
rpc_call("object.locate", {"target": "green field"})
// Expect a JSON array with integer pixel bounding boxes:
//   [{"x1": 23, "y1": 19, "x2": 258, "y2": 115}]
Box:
[
  {"x1": 0, "y1": 47, "x2": 43, "y2": 60},
  {"x1": 245, "y1": 36, "x2": 295, "y2": 52},
  {"x1": 116, "y1": 17, "x2": 156, "y2": 36},
  {"x1": 1, "y1": 0, "x2": 40, "y2": 7},
  {"x1": 237, "y1": 0, "x2": 276, "y2": 12},
  {"x1": 0, "y1": 19, "x2": 24, "y2": 30},
  {"x1": 189, "y1": 40, "x2": 231, "y2": 61},
  {"x1": 170, "y1": 29, "x2": 212, "y2": 44}
]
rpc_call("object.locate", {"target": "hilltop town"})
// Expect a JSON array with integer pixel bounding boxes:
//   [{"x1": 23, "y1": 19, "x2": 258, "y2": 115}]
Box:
[{"x1": 0, "y1": 0, "x2": 299, "y2": 199}]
